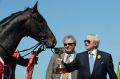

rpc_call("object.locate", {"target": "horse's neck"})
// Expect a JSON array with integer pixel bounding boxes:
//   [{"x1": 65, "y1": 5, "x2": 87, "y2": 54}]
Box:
[{"x1": 0, "y1": 24, "x2": 23, "y2": 52}]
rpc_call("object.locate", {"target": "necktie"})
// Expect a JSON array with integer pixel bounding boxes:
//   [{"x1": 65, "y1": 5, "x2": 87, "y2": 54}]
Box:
[
  {"x1": 62, "y1": 54, "x2": 71, "y2": 79},
  {"x1": 89, "y1": 53, "x2": 94, "y2": 74}
]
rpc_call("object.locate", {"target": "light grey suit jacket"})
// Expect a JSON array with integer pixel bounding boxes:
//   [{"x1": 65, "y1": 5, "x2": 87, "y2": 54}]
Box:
[{"x1": 46, "y1": 52, "x2": 78, "y2": 79}]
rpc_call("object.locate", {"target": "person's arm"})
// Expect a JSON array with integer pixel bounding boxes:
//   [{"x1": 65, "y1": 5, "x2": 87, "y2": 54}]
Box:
[
  {"x1": 106, "y1": 54, "x2": 117, "y2": 79},
  {"x1": 46, "y1": 54, "x2": 56, "y2": 79},
  {"x1": 63, "y1": 54, "x2": 78, "y2": 72}
]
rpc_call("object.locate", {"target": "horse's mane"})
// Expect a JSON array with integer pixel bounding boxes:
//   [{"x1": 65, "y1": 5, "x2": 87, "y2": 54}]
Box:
[{"x1": 0, "y1": 7, "x2": 30, "y2": 26}]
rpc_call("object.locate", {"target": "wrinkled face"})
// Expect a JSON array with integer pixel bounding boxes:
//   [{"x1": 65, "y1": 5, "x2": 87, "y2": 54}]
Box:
[
  {"x1": 24, "y1": 7, "x2": 56, "y2": 48},
  {"x1": 84, "y1": 36, "x2": 96, "y2": 51},
  {"x1": 64, "y1": 38, "x2": 75, "y2": 53}
]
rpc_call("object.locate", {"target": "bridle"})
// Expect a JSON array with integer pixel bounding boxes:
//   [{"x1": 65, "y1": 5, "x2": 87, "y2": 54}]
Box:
[
  {"x1": 19, "y1": 35, "x2": 47, "y2": 57},
  {"x1": 20, "y1": 42, "x2": 46, "y2": 57},
  {"x1": 0, "y1": 35, "x2": 47, "y2": 57}
]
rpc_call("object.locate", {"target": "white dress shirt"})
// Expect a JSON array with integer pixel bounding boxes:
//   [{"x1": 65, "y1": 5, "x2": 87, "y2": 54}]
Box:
[
  {"x1": 88, "y1": 49, "x2": 97, "y2": 61},
  {"x1": 60, "y1": 53, "x2": 75, "y2": 79}
]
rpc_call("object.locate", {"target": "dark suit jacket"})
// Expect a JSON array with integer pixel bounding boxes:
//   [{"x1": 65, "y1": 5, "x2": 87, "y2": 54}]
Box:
[{"x1": 64, "y1": 50, "x2": 117, "y2": 79}]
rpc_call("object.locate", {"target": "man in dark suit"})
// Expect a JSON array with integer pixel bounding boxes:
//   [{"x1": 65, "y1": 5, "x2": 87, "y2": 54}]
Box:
[{"x1": 57, "y1": 34, "x2": 117, "y2": 79}]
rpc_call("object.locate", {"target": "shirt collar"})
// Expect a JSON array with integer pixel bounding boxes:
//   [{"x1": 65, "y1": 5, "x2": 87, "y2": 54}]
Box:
[{"x1": 88, "y1": 49, "x2": 97, "y2": 56}]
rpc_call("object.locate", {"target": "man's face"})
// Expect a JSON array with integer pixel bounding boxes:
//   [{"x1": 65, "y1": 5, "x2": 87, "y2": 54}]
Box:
[
  {"x1": 64, "y1": 38, "x2": 75, "y2": 53},
  {"x1": 84, "y1": 36, "x2": 96, "y2": 51}
]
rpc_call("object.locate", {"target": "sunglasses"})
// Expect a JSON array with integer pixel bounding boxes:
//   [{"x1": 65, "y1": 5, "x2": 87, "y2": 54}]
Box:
[
  {"x1": 84, "y1": 40, "x2": 91, "y2": 43},
  {"x1": 64, "y1": 43, "x2": 75, "y2": 46}
]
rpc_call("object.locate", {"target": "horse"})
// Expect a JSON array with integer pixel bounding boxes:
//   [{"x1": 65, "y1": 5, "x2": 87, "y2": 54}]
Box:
[{"x1": 0, "y1": 2, "x2": 56, "y2": 79}]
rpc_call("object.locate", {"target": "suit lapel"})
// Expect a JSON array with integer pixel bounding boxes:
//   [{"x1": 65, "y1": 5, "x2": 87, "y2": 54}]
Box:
[
  {"x1": 71, "y1": 52, "x2": 77, "y2": 79},
  {"x1": 92, "y1": 50, "x2": 102, "y2": 75},
  {"x1": 84, "y1": 51, "x2": 91, "y2": 77}
]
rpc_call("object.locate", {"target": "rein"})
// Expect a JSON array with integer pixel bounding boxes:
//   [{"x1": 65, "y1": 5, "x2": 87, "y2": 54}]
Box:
[
  {"x1": 0, "y1": 42, "x2": 45, "y2": 57},
  {"x1": 19, "y1": 37, "x2": 47, "y2": 57},
  {"x1": 18, "y1": 43, "x2": 46, "y2": 57},
  {"x1": 18, "y1": 43, "x2": 45, "y2": 57},
  {"x1": 18, "y1": 43, "x2": 40, "y2": 53}
]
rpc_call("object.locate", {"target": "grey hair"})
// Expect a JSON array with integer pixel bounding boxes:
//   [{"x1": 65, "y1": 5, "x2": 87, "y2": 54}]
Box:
[
  {"x1": 63, "y1": 35, "x2": 76, "y2": 44},
  {"x1": 87, "y1": 34, "x2": 100, "y2": 48}
]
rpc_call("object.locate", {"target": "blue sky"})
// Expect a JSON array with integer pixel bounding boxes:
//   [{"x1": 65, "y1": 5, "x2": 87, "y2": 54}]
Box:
[{"x1": 0, "y1": 0, "x2": 120, "y2": 79}]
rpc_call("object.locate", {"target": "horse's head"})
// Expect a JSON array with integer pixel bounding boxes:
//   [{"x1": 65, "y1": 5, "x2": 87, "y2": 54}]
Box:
[{"x1": 22, "y1": 2, "x2": 56, "y2": 48}]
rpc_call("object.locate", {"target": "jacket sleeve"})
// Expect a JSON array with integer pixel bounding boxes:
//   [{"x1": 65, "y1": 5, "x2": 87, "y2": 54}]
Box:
[
  {"x1": 106, "y1": 54, "x2": 117, "y2": 79},
  {"x1": 64, "y1": 54, "x2": 78, "y2": 72},
  {"x1": 46, "y1": 54, "x2": 56, "y2": 79}
]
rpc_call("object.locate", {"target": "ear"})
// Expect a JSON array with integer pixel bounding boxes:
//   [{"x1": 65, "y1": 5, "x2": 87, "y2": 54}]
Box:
[
  {"x1": 93, "y1": 41, "x2": 97, "y2": 46},
  {"x1": 32, "y1": 1, "x2": 38, "y2": 12}
]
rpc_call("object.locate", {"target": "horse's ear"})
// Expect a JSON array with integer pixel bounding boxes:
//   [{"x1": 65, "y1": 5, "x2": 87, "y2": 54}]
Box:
[{"x1": 32, "y1": 1, "x2": 38, "y2": 12}]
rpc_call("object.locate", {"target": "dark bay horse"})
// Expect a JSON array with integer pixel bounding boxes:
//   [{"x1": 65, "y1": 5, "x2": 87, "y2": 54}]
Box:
[{"x1": 0, "y1": 2, "x2": 56, "y2": 64}]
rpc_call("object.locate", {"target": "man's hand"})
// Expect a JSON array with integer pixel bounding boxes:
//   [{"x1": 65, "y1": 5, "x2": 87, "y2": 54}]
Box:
[{"x1": 56, "y1": 58, "x2": 63, "y2": 65}]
